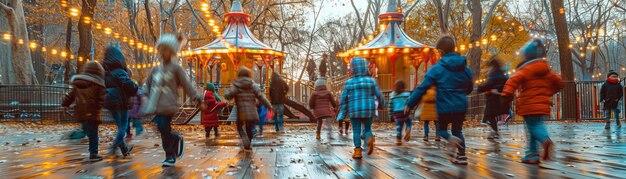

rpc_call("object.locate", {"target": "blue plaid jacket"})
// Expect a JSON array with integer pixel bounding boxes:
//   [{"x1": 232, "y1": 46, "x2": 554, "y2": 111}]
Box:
[{"x1": 338, "y1": 57, "x2": 385, "y2": 120}]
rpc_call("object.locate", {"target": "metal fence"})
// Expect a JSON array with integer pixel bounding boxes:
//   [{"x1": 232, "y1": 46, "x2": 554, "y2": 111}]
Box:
[{"x1": 0, "y1": 85, "x2": 71, "y2": 122}]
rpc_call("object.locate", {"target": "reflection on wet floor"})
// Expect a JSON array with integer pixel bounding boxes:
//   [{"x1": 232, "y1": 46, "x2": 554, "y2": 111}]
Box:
[{"x1": 0, "y1": 121, "x2": 625, "y2": 178}]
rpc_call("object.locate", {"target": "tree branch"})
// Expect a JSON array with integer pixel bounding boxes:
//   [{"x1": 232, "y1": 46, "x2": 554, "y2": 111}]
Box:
[{"x1": 481, "y1": 0, "x2": 502, "y2": 33}]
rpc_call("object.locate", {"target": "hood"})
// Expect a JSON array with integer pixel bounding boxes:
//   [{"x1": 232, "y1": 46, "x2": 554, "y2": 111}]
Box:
[
  {"x1": 314, "y1": 85, "x2": 328, "y2": 91},
  {"x1": 439, "y1": 52, "x2": 467, "y2": 71},
  {"x1": 516, "y1": 59, "x2": 551, "y2": 77},
  {"x1": 71, "y1": 74, "x2": 105, "y2": 88},
  {"x1": 205, "y1": 83, "x2": 217, "y2": 92},
  {"x1": 233, "y1": 77, "x2": 255, "y2": 90},
  {"x1": 350, "y1": 57, "x2": 369, "y2": 77},
  {"x1": 102, "y1": 46, "x2": 126, "y2": 71}
]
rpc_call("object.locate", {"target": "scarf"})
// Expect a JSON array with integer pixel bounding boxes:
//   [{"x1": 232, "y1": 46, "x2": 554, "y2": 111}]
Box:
[{"x1": 607, "y1": 77, "x2": 619, "y2": 84}]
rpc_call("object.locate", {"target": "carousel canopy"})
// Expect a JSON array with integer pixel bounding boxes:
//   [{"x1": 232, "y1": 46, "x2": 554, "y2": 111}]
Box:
[
  {"x1": 338, "y1": 0, "x2": 427, "y2": 58},
  {"x1": 191, "y1": 0, "x2": 283, "y2": 56}
]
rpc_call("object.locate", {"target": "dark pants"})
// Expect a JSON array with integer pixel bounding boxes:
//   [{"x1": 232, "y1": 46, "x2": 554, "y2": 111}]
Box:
[
  {"x1": 110, "y1": 110, "x2": 128, "y2": 149},
  {"x1": 205, "y1": 126, "x2": 218, "y2": 136},
  {"x1": 237, "y1": 120, "x2": 256, "y2": 149},
  {"x1": 82, "y1": 121, "x2": 99, "y2": 155},
  {"x1": 437, "y1": 113, "x2": 466, "y2": 155},
  {"x1": 423, "y1": 121, "x2": 439, "y2": 137},
  {"x1": 393, "y1": 114, "x2": 412, "y2": 139},
  {"x1": 338, "y1": 119, "x2": 350, "y2": 131},
  {"x1": 484, "y1": 115, "x2": 498, "y2": 132},
  {"x1": 316, "y1": 117, "x2": 332, "y2": 134},
  {"x1": 154, "y1": 115, "x2": 181, "y2": 159}
]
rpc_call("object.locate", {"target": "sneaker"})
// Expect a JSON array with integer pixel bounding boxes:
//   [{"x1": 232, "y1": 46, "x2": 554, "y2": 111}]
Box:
[
  {"x1": 89, "y1": 154, "x2": 103, "y2": 162},
  {"x1": 176, "y1": 136, "x2": 184, "y2": 159},
  {"x1": 521, "y1": 153, "x2": 540, "y2": 164},
  {"x1": 162, "y1": 158, "x2": 176, "y2": 167},
  {"x1": 423, "y1": 136, "x2": 429, "y2": 142},
  {"x1": 352, "y1": 147, "x2": 363, "y2": 159},
  {"x1": 121, "y1": 146, "x2": 133, "y2": 157},
  {"x1": 316, "y1": 133, "x2": 321, "y2": 140},
  {"x1": 339, "y1": 129, "x2": 343, "y2": 135},
  {"x1": 605, "y1": 122, "x2": 610, "y2": 129},
  {"x1": 487, "y1": 132, "x2": 499, "y2": 140},
  {"x1": 542, "y1": 139, "x2": 554, "y2": 161},
  {"x1": 435, "y1": 136, "x2": 441, "y2": 142},
  {"x1": 205, "y1": 133, "x2": 210, "y2": 138},
  {"x1": 366, "y1": 136, "x2": 375, "y2": 155},
  {"x1": 215, "y1": 133, "x2": 221, "y2": 138},
  {"x1": 396, "y1": 138, "x2": 402, "y2": 145},
  {"x1": 451, "y1": 155, "x2": 468, "y2": 165},
  {"x1": 344, "y1": 130, "x2": 349, "y2": 135},
  {"x1": 404, "y1": 129, "x2": 411, "y2": 142}
]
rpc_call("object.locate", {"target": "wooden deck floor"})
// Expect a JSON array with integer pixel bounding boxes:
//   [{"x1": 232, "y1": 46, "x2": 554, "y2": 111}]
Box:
[{"x1": 0, "y1": 121, "x2": 625, "y2": 178}]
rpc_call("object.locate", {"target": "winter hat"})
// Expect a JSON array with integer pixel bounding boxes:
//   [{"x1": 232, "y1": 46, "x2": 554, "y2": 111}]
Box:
[
  {"x1": 205, "y1": 82, "x2": 216, "y2": 91},
  {"x1": 314, "y1": 77, "x2": 327, "y2": 88},
  {"x1": 519, "y1": 39, "x2": 546, "y2": 60},
  {"x1": 83, "y1": 61, "x2": 105, "y2": 78},
  {"x1": 238, "y1": 67, "x2": 252, "y2": 78},
  {"x1": 607, "y1": 71, "x2": 618, "y2": 78},
  {"x1": 156, "y1": 33, "x2": 182, "y2": 53}
]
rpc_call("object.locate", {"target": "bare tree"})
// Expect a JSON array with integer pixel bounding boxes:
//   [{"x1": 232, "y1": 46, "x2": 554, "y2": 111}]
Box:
[
  {"x1": 77, "y1": 0, "x2": 97, "y2": 72},
  {"x1": 0, "y1": 0, "x2": 38, "y2": 84}
]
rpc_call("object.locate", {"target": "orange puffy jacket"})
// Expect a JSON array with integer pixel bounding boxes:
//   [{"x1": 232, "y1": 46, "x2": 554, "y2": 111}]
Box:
[{"x1": 501, "y1": 59, "x2": 563, "y2": 116}]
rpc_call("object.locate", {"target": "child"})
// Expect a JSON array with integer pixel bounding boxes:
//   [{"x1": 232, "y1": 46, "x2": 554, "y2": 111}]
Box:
[
  {"x1": 338, "y1": 57, "x2": 385, "y2": 159},
  {"x1": 127, "y1": 87, "x2": 145, "y2": 138},
  {"x1": 600, "y1": 71, "x2": 623, "y2": 129},
  {"x1": 256, "y1": 104, "x2": 268, "y2": 137},
  {"x1": 143, "y1": 33, "x2": 203, "y2": 167},
  {"x1": 501, "y1": 39, "x2": 563, "y2": 164},
  {"x1": 388, "y1": 80, "x2": 411, "y2": 145},
  {"x1": 418, "y1": 87, "x2": 440, "y2": 142},
  {"x1": 405, "y1": 35, "x2": 473, "y2": 165},
  {"x1": 201, "y1": 83, "x2": 226, "y2": 138},
  {"x1": 310, "y1": 77, "x2": 338, "y2": 140},
  {"x1": 62, "y1": 61, "x2": 106, "y2": 162},
  {"x1": 224, "y1": 67, "x2": 273, "y2": 151},
  {"x1": 477, "y1": 57, "x2": 509, "y2": 139}
]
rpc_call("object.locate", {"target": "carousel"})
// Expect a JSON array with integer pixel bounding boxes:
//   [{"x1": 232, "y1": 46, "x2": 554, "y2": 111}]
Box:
[
  {"x1": 338, "y1": 0, "x2": 439, "y2": 91},
  {"x1": 185, "y1": 0, "x2": 284, "y2": 90}
]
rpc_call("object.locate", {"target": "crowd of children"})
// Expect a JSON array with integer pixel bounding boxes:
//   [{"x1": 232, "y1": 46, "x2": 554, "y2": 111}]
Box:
[{"x1": 62, "y1": 30, "x2": 601, "y2": 168}]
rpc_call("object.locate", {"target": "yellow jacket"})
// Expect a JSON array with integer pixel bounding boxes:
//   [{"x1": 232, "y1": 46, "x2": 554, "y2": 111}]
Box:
[{"x1": 419, "y1": 87, "x2": 437, "y2": 121}]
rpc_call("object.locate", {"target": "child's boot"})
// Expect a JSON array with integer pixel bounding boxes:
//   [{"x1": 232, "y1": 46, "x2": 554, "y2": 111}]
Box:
[
  {"x1": 396, "y1": 137, "x2": 402, "y2": 145},
  {"x1": 542, "y1": 139, "x2": 554, "y2": 160},
  {"x1": 423, "y1": 136, "x2": 429, "y2": 142},
  {"x1": 521, "y1": 152, "x2": 540, "y2": 164},
  {"x1": 352, "y1": 147, "x2": 363, "y2": 159},
  {"x1": 316, "y1": 133, "x2": 321, "y2": 140},
  {"x1": 404, "y1": 129, "x2": 411, "y2": 142},
  {"x1": 451, "y1": 154, "x2": 468, "y2": 165}
]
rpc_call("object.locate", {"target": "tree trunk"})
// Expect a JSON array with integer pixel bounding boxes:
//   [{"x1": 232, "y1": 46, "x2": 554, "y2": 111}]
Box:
[
  {"x1": 144, "y1": 0, "x2": 157, "y2": 42},
  {"x1": 1, "y1": 0, "x2": 37, "y2": 84},
  {"x1": 77, "y1": 0, "x2": 97, "y2": 72},
  {"x1": 550, "y1": 0, "x2": 577, "y2": 120},
  {"x1": 64, "y1": 18, "x2": 72, "y2": 84},
  {"x1": 467, "y1": 0, "x2": 482, "y2": 80}
]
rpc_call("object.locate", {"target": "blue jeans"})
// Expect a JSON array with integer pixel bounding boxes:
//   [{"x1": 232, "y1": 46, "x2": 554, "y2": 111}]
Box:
[
  {"x1": 351, "y1": 118, "x2": 373, "y2": 148},
  {"x1": 81, "y1": 121, "x2": 99, "y2": 155},
  {"x1": 423, "y1": 121, "x2": 439, "y2": 137},
  {"x1": 605, "y1": 108, "x2": 621, "y2": 125},
  {"x1": 395, "y1": 117, "x2": 412, "y2": 139},
  {"x1": 523, "y1": 115, "x2": 551, "y2": 154},
  {"x1": 127, "y1": 118, "x2": 145, "y2": 135},
  {"x1": 153, "y1": 115, "x2": 181, "y2": 159},
  {"x1": 437, "y1": 113, "x2": 466, "y2": 155},
  {"x1": 110, "y1": 110, "x2": 128, "y2": 149},
  {"x1": 272, "y1": 104, "x2": 285, "y2": 131}
]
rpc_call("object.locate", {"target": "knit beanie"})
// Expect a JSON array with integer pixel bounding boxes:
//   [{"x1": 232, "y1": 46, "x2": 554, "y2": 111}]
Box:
[
  {"x1": 83, "y1": 61, "x2": 105, "y2": 78},
  {"x1": 607, "y1": 71, "x2": 618, "y2": 78},
  {"x1": 519, "y1": 39, "x2": 546, "y2": 60},
  {"x1": 156, "y1": 33, "x2": 182, "y2": 53},
  {"x1": 314, "y1": 77, "x2": 327, "y2": 88}
]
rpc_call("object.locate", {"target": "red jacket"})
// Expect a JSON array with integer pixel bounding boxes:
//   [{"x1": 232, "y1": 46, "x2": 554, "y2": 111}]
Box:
[
  {"x1": 309, "y1": 86, "x2": 338, "y2": 120},
  {"x1": 201, "y1": 91, "x2": 227, "y2": 127},
  {"x1": 501, "y1": 59, "x2": 563, "y2": 116}
]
